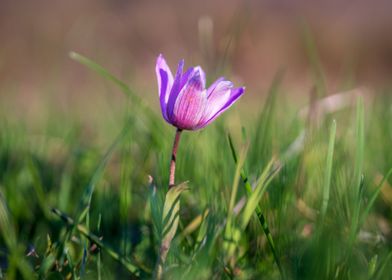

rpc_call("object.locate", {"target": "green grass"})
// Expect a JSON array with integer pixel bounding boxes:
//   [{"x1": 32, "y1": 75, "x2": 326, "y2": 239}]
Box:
[{"x1": 0, "y1": 53, "x2": 392, "y2": 279}]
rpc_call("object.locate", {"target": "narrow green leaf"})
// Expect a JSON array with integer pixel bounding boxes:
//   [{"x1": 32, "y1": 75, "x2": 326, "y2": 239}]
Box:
[
  {"x1": 97, "y1": 213, "x2": 102, "y2": 280},
  {"x1": 224, "y1": 146, "x2": 247, "y2": 259},
  {"x1": 76, "y1": 124, "x2": 131, "y2": 225},
  {"x1": 149, "y1": 177, "x2": 163, "y2": 241},
  {"x1": 300, "y1": 22, "x2": 326, "y2": 97},
  {"x1": 69, "y1": 51, "x2": 167, "y2": 150},
  {"x1": 194, "y1": 209, "x2": 210, "y2": 250},
  {"x1": 253, "y1": 69, "x2": 284, "y2": 162},
  {"x1": 161, "y1": 182, "x2": 188, "y2": 245},
  {"x1": 155, "y1": 182, "x2": 188, "y2": 279},
  {"x1": 69, "y1": 51, "x2": 157, "y2": 120},
  {"x1": 0, "y1": 192, "x2": 16, "y2": 249},
  {"x1": 227, "y1": 133, "x2": 283, "y2": 278},
  {"x1": 27, "y1": 158, "x2": 51, "y2": 219},
  {"x1": 360, "y1": 167, "x2": 392, "y2": 226},
  {"x1": 52, "y1": 208, "x2": 144, "y2": 276},
  {"x1": 0, "y1": 193, "x2": 34, "y2": 279},
  {"x1": 240, "y1": 159, "x2": 277, "y2": 229},
  {"x1": 374, "y1": 251, "x2": 392, "y2": 280},
  {"x1": 349, "y1": 97, "x2": 365, "y2": 243},
  {"x1": 367, "y1": 255, "x2": 378, "y2": 279},
  {"x1": 320, "y1": 120, "x2": 337, "y2": 219}
]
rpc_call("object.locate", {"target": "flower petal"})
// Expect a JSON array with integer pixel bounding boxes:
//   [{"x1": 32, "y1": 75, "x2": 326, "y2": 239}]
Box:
[
  {"x1": 193, "y1": 66, "x2": 206, "y2": 89},
  {"x1": 200, "y1": 80, "x2": 234, "y2": 122},
  {"x1": 206, "y1": 77, "x2": 225, "y2": 97},
  {"x1": 171, "y1": 72, "x2": 207, "y2": 130},
  {"x1": 180, "y1": 67, "x2": 195, "y2": 89},
  {"x1": 167, "y1": 65, "x2": 206, "y2": 121},
  {"x1": 197, "y1": 84, "x2": 245, "y2": 129},
  {"x1": 156, "y1": 54, "x2": 174, "y2": 120},
  {"x1": 169, "y1": 59, "x2": 185, "y2": 97},
  {"x1": 166, "y1": 60, "x2": 186, "y2": 120}
]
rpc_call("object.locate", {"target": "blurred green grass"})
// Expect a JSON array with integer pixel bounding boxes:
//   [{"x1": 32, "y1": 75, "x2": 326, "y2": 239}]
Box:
[{"x1": 0, "y1": 52, "x2": 392, "y2": 280}]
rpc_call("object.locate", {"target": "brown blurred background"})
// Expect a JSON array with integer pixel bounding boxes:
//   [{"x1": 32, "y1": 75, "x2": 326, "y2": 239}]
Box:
[{"x1": 1, "y1": 0, "x2": 392, "y2": 122}]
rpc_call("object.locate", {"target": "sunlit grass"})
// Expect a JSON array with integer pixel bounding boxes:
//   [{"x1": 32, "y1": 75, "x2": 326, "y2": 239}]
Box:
[{"x1": 0, "y1": 53, "x2": 391, "y2": 279}]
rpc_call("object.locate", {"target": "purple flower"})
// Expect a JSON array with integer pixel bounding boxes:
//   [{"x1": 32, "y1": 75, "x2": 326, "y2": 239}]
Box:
[{"x1": 155, "y1": 54, "x2": 245, "y2": 130}]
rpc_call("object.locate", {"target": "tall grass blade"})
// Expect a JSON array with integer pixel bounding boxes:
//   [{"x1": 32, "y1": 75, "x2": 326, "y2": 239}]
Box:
[
  {"x1": 52, "y1": 208, "x2": 143, "y2": 276},
  {"x1": 360, "y1": 167, "x2": 392, "y2": 225},
  {"x1": 228, "y1": 134, "x2": 284, "y2": 278},
  {"x1": 0, "y1": 193, "x2": 34, "y2": 279},
  {"x1": 253, "y1": 69, "x2": 284, "y2": 163},
  {"x1": 27, "y1": 158, "x2": 51, "y2": 219},
  {"x1": 223, "y1": 145, "x2": 247, "y2": 261},
  {"x1": 69, "y1": 51, "x2": 161, "y2": 129},
  {"x1": 76, "y1": 124, "x2": 131, "y2": 225},
  {"x1": 349, "y1": 97, "x2": 365, "y2": 244},
  {"x1": 300, "y1": 22, "x2": 326, "y2": 97},
  {"x1": 320, "y1": 120, "x2": 337, "y2": 219},
  {"x1": 240, "y1": 159, "x2": 278, "y2": 229},
  {"x1": 97, "y1": 213, "x2": 102, "y2": 280}
]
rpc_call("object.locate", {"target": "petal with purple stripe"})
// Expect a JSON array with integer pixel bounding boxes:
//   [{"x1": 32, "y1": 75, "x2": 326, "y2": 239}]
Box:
[
  {"x1": 199, "y1": 80, "x2": 234, "y2": 123},
  {"x1": 193, "y1": 66, "x2": 206, "y2": 89},
  {"x1": 166, "y1": 59, "x2": 186, "y2": 120},
  {"x1": 172, "y1": 72, "x2": 207, "y2": 130},
  {"x1": 156, "y1": 54, "x2": 174, "y2": 120},
  {"x1": 206, "y1": 77, "x2": 225, "y2": 97},
  {"x1": 197, "y1": 84, "x2": 245, "y2": 129}
]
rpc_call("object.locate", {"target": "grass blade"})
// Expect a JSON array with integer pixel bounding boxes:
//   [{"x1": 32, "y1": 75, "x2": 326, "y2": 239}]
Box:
[
  {"x1": 349, "y1": 97, "x2": 365, "y2": 244},
  {"x1": 320, "y1": 120, "x2": 337, "y2": 219},
  {"x1": 224, "y1": 146, "x2": 247, "y2": 260},
  {"x1": 69, "y1": 51, "x2": 158, "y2": 120},
  {"x1": 227, "y1": 134, "x2": 284, "y2": 278},
  {"x1": 300, "y1": 22, "x2": 326, "y2": 97},
  {"x1": 360, "y1": 167, "x2": 392, "y2": 225},
  {"x1": 76, "y1": 124, "x2": 131, "y2": 225},
  {"x1": 240, "y1": 159, "x2": 278, "y2": 229},
  {"x1": 52, "y1": 208, "x2": 143, "y2": 277}
]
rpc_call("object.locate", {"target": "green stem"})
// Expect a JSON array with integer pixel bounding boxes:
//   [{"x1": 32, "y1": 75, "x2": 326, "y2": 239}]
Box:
[{"x1": 155, "y1": 128, "x2": 183, "y2": 279}]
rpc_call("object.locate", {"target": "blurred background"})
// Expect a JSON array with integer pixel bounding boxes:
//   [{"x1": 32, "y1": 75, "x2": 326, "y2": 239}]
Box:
[
  {"x1": 1, "y1": 0, "x2": 392, "y2": 123},
  {"x1": 1, "y1": 2, "x2": 392, "y2": 278}
]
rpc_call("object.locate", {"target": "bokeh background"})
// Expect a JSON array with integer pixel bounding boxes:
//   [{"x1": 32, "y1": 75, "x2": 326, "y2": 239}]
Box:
[
  {"x1": 1, "y1": 0, "x2": 392, "y2": 125},
  {"x1": 1, "y1": 1, "x2": 392, "y2": 279}
]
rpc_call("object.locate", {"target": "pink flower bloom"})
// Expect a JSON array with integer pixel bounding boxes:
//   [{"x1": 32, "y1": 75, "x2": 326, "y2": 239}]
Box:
[{"x1": 156, "y1": 54, "x2": 245, "y2": 130}]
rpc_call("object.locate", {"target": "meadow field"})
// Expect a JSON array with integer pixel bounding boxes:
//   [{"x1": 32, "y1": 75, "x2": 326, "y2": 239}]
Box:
[{"x1": 1, "y1": 1, "x2": 392, "y2": 279}]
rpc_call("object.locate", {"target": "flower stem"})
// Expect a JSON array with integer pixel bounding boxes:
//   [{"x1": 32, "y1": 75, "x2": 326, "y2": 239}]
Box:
[
  {"x1": 169, "y1": 128, "x2": 182, "y2": 188},
  {"x1": 155, "y1": 128, "x2": 183, "y2": 280}
]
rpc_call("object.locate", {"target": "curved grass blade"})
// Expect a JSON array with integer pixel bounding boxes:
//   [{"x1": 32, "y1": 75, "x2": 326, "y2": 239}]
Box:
[
  {"x1": 253, "y1": 69, "x2": 284, "y2": 164},
  {"x1": 227, "y1": 134, "x2": 284, "y2": 278},
  {"x1": 76, "y1": 123, "x2": 131, "y2": 225},
  {"x1": 360, "y1": 167, "x2": 392, "y2": 226},
  {"x1": 69, "y1": 51, "x2": 167, "y2": 147},
  {"x1": 69, "y1": 52, "x2": 158, "y2": 121},
  {"x1": 374, "y1": 251, "x2": 392, "y2": 280},
  {"x1": 349, "y1": 97, "x2": 365, "y2": 244},
  {"x1": 224, "y1": 146, "x2": 247, "y2": 260},
  {"x1": 320, "y1": 120, "x2": 337, "y2": 219},
  {"x1": 180, "y1": 209, "x2": 209, "y2": 240},
  {"x1": 240, "y1": 159, "x2": 279, "y2": 229},
  {"x1": 54, "y1": 123, "x2": 131, "y2": 269},
  {"x1": 27, "y1": 158, "x2": 52, "y2": 219},
  {"x1": 52, "y1": 208, "x2": 144, "y2": 277},
  {"x1": 0, "y1": 193, "x2": 34, "y2": 280},
  {"x1": 148, "y1": 176, "x2": 163, "y2": 241},
  {"x1": 300, "y1": 22, "x2": 326, "y2": 97},
  {"x1": 97, "y1": 214, "x2": 102, "y2": 280}
]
